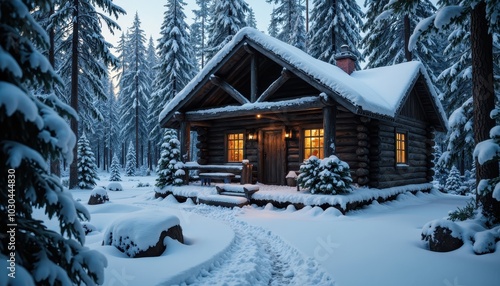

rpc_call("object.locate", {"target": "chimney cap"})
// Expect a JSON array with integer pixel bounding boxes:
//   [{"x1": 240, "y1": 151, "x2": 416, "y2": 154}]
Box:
[{"x1": 334, "y1": 44, "x2": 357, "y2": 61}]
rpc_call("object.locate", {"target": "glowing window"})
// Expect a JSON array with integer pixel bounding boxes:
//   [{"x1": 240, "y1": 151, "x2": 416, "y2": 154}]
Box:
[
  {"x1": 304, "y1": 129, "x2": 324, "y2": 159},
  {"x1": 227, "y1": 133, "x2": 244, "y2": 162},
  {"x1": 396, "y1": 132, "x2": 407, "y2": 164}
]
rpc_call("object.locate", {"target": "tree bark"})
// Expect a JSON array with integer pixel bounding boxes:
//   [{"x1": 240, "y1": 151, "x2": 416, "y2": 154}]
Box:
[
  {"x1": 69, "y1": 0, "x2": 79, "y2": 189},
  {"x1": 404, "y1": 14, "x2": 412, "y2": 61},
  {"x1": 48, "y1": 5, "x2": 61, "y2": 177},
  {"x1": 471, "y1": 2, "x2": 499, "y2": 222}
]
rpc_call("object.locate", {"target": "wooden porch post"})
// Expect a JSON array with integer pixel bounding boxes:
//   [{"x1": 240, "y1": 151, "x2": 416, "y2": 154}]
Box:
[
  {"x1": 323, "y1": 105, "x2": 336, "y2": 157},
  {"x1": 179, "y1": 119, "x2": 191, "y2": 163}
]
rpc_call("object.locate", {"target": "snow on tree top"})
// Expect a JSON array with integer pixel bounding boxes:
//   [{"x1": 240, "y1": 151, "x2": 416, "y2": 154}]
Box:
[{"x1": 159, "y1": 27, "x2": 447, "y2": 129}]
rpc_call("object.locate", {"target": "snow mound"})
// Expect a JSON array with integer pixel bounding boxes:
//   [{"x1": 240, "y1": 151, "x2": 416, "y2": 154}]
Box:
[
  {"x1": 103, "y1": 210, "x2": 181, "y2": 257},
  {"x1": 106, "y1": 182, "x2": 123, "y2": 191}
]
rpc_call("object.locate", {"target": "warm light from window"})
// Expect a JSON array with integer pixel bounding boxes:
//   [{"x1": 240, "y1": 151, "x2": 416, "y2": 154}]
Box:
[
  {"x1": 304, "y1": 129, "x2": 324, "y2": 159},
  {"x1": 396, "y1": 132, "x2": 407, "y2": 164},
  {"x1": 228, "y1": 133, "x2": 244, "y2": 162}
]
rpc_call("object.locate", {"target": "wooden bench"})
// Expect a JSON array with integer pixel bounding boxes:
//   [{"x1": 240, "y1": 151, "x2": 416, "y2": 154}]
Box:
[
  {"x1": 215, "y1": 184, "x2": 259, "y2": 199},
  {"x1": 199, "y1": 173, "x2": 235, "y2": 186}
]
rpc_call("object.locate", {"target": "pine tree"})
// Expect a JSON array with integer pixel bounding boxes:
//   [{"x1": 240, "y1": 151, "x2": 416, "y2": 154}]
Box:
[
  {"x1": 110, "y1": 154, "x2": 122, "y2": 181},
  {"x1": 267, "y1": 0, "x2": 307, "y2": 50},
  {"x1": 52, "y1": 0, "x2": 125, "y2": 189},
  {"x1": 0, "y1": 0, "x2": 106, "y2": 284},
  {"x1": 410, "y1": 0, "x2": 500, "y2": 224},
  {"x1": 125, "y1": 141, "x2": 136, "y2": 176},
  {"x1": 118, "y1": 13, "x2": 152, "y2": 168},
  {"x1": 308, "y1": 0, "x2": 364, "y2": 65},
  {"x1": 297, "y1": 156, "x2": 321, "y2": 192},
  {"x1": 246, "y1": 7, "x2": 258, "y2": 28},
  {"x1": 205, "y1": 0, "x2": 249, "y2": 60},
  {"x1": 148, "y1": 0, "x2": 197, "y2": 153},
  {"x1": 191, "y1": 0, "x2": 212, "y2": 68},
  {"x1": 362, "y1": 0, "x2": 444, "y2": 82},
  {"x1": 445, "y1": 166, "x2": 462, "y2": 194},
  {"x1": 77, "y1": 133, "x2": 99, "y2": 189},
  {"x1": 156, "y1": 129, "x2": 185, "y2": 188}
]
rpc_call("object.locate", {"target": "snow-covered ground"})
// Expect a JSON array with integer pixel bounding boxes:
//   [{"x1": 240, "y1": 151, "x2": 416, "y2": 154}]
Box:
[{"x1": 42, "y1": 173, "x2": 500, "y2": 286}]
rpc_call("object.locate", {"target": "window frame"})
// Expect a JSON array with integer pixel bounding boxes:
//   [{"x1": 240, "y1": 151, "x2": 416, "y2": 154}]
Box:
[
  {"x1": 303, "y1": 128, "x2": 324, "y2": 159},
  {"x1": 226, "y1": 132, "x2": 245, "y2": 163},
  {"x1": 395, "y1": 130, "x2": 408, "y2": 166}
]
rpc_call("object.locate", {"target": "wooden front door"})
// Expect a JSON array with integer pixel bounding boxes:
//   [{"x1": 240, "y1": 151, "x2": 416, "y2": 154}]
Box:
[{"x1": 262, "y1": 130, "x2": 284, "y2": 185}]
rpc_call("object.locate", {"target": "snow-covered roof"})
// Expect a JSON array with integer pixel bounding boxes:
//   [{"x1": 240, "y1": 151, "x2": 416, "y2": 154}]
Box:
[{"x1": 159, "y1": 27, "x2": 447, "y2": 130}]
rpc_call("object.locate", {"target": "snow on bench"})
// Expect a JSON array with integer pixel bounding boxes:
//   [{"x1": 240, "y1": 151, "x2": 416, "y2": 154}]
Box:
[
  {"x1": 199, "y1": 172, "x2": 235, "y2": 186},
  {"x1": 198, "y1": 194, "x2": 249, "y2": 208},
  {"x1": 215, "y1": 184, "x2": 259, "y2": 199}
]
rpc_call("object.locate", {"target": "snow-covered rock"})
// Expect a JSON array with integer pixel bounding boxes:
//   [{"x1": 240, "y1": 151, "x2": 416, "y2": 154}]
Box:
[
  {"x1": 421, "y1": 219, "x2": 463, "y2": 252},
  {"x1": 106, "y1": 182, "x2": 123, "y2": 192},
  {"x1": 103, "y1": 210, "x2": 183, "y2": 258},
  {"x1": 88, "y1": 187, "x2": 109, "y2": 205}
]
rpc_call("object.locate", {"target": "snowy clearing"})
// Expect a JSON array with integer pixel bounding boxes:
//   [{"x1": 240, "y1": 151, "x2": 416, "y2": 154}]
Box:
[{"x1": 40, "y1": 174, "x2": 500, "y2": 285}]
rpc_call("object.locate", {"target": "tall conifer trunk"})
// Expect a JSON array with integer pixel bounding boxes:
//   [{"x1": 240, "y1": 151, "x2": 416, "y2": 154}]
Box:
[
  {"x1": 471, "y1": 1, "x2": 499, "y2": 222},
  {"x1": 404, "y1": 14, "x2": 412, "y2": 61},
  {"x1": 69, "y1": 0, "x2": 80, "y2": 189}
]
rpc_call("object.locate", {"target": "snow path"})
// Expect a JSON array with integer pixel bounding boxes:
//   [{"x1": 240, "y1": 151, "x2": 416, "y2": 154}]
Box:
[{"x1": 178, "y1": 205, "x2": 335, "y2": 286}]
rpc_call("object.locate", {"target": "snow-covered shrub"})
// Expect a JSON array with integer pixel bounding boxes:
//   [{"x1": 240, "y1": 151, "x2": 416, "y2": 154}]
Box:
[
  {"x1": 156, "y1": 129, "x2": 185, "y2": 188},
  {"x1": 444, "y1": 165, "x2": 463, "y2": 194},
  {"x1": 298, "y1": 155, "x2": 352, "y2": 195},
  {"x1": 109, "y1": 154, "x2": 121, "y2": 181},
  {"x1": 107, "y1": 182, "x2": 123, "y2": 192},
  {"x1": 103, "y1": 210, "x2": 183, "y2": 257},
  {"x1": 77, "y1": 133, "x2": 99, "y2": 189},
  {"x1": 125, "y1": 141, "x2": 136, "y2": 176}
]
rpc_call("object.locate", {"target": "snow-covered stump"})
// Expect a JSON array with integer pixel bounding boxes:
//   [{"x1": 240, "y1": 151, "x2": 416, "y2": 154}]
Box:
[
  {"x1": 421, "y1": 219, "x2": 464, "y2": 252},
  {"x1": 88, "y1": 187, "x2": 109, "y2": 205},
  {"x1": 107, "y1": 182, "x2": 123, "y2": 192},
  {"x1": 103, "y1": 211, "x2": 184, "y2": 258}
]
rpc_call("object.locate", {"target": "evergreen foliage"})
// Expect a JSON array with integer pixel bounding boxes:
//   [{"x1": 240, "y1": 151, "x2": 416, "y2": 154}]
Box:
[
  {"x1": 444, "y1": 166, "x2": 462, "y2": 194},
  {"x1": 110, "y1": 154, "x2": 122, "y2": 181},
  {"x1": 448, "y1": 198, "x2": 477, "y2": 222},
  {"x1": 298, "y1": 155, "x2": 352, "y2": 195},
  {"x1": 156, "y1": 129, "x2": 185, "y2": 188},
  {"x1": 361, "y1": 0, "x2": 443, "y2": 81},
  {"x1": 149, "y1": 0, "x2": 197, "y2": 147},
  {"x1": 191, "y1": 0, "x2": 212, "y2": 69},
  {"x1": 205, "y1": 0, "x2": 249, "y2": 60},
  {"x1": 125, "y1": 141, "x2": 136, "y2": 176},
  {"x1": 118, "y1": 13, "x2": 151, "y2": 168},
  {"x1": 0, "y1": 0, "x2": 106, "y2": 283},
  {"x1": 267, "y1": 0, "x2": 306, "y2": 50},
  {"x1": 77, "y1": 133, "x2": 99, "y2": 189},
  {"x1": 308, "y1": 0, "x2": 363, "y2": 65},
  {"x1": 246, "y1": 7, "x2": 258, "y2": 28}
]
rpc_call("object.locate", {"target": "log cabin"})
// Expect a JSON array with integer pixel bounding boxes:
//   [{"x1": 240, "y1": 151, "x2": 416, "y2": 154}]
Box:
[{"x1": 159, "y1": 27, "x2": 447, "y2": 189}]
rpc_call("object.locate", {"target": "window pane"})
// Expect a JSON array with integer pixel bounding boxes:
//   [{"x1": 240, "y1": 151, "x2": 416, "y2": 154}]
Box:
[
  {"x1": 304, "y1": 128, "x2": 324, "y2": 159},
  {"x1": 227, "y1": 133, "x2": 244, "y2": 162},
  {"x1": 396, "y1": 132, "x2": 407, "y2": 164}
]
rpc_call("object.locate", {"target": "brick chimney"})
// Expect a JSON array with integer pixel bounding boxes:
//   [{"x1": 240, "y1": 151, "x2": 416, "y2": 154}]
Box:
[{"x1": 334, "y1": 44, "x2": 357, "y2": 75}]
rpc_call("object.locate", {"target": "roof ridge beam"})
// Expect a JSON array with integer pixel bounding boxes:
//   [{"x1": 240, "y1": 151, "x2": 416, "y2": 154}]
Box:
[
  {"x1": 256, "y1": 68, "x2": 292, "y2": 103},
  {"x1": 210, "y1": 75, "x2": 250, "y2": 105}
]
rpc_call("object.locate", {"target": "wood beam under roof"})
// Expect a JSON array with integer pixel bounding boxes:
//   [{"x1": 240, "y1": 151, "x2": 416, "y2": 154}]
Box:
[
  {"x1": 256, "y1": 68, "x2": 292, "y2": 103},
  {"x1": 209, "y1": 75, "x2": 250, "y2": 105}
]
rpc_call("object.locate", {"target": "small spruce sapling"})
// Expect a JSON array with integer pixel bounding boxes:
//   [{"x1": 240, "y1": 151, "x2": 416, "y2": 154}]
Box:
[
  {"x1": 77, "y1": 133, "x2": 99, "y2": 189},
  {"x1": 109, "y1": 154, "x2": 122, "y2": 181},
  {"x1": 444, "y1": 165, "x2": 462, "y2": 194},
  {"x1": 156, "y1": 129, "x2": 185, "y2": 188},
  {"x1": 125, "y1": 141, "x2": 136, "y2": 176}
]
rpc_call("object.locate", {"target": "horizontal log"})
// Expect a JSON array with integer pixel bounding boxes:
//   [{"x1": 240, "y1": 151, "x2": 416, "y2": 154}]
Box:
[
  {"x1": 357, "y1": 176, "x2": 370, "y2": 186},
  {"x1": 356, "y1": 147, "x2": 369, "y2": 156},
  {"x1": 357, "y1": 125, "x2": 369, "y2": 132},
  {"x1": 356, "y1": 168, "x2": 369, "y2": 177},
  {"x1": 358, "y1": 140, "x2": 369, "y2": 147},
  {"x1": 357, "y1": 132, "x2": 369, "y2": 140}
]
